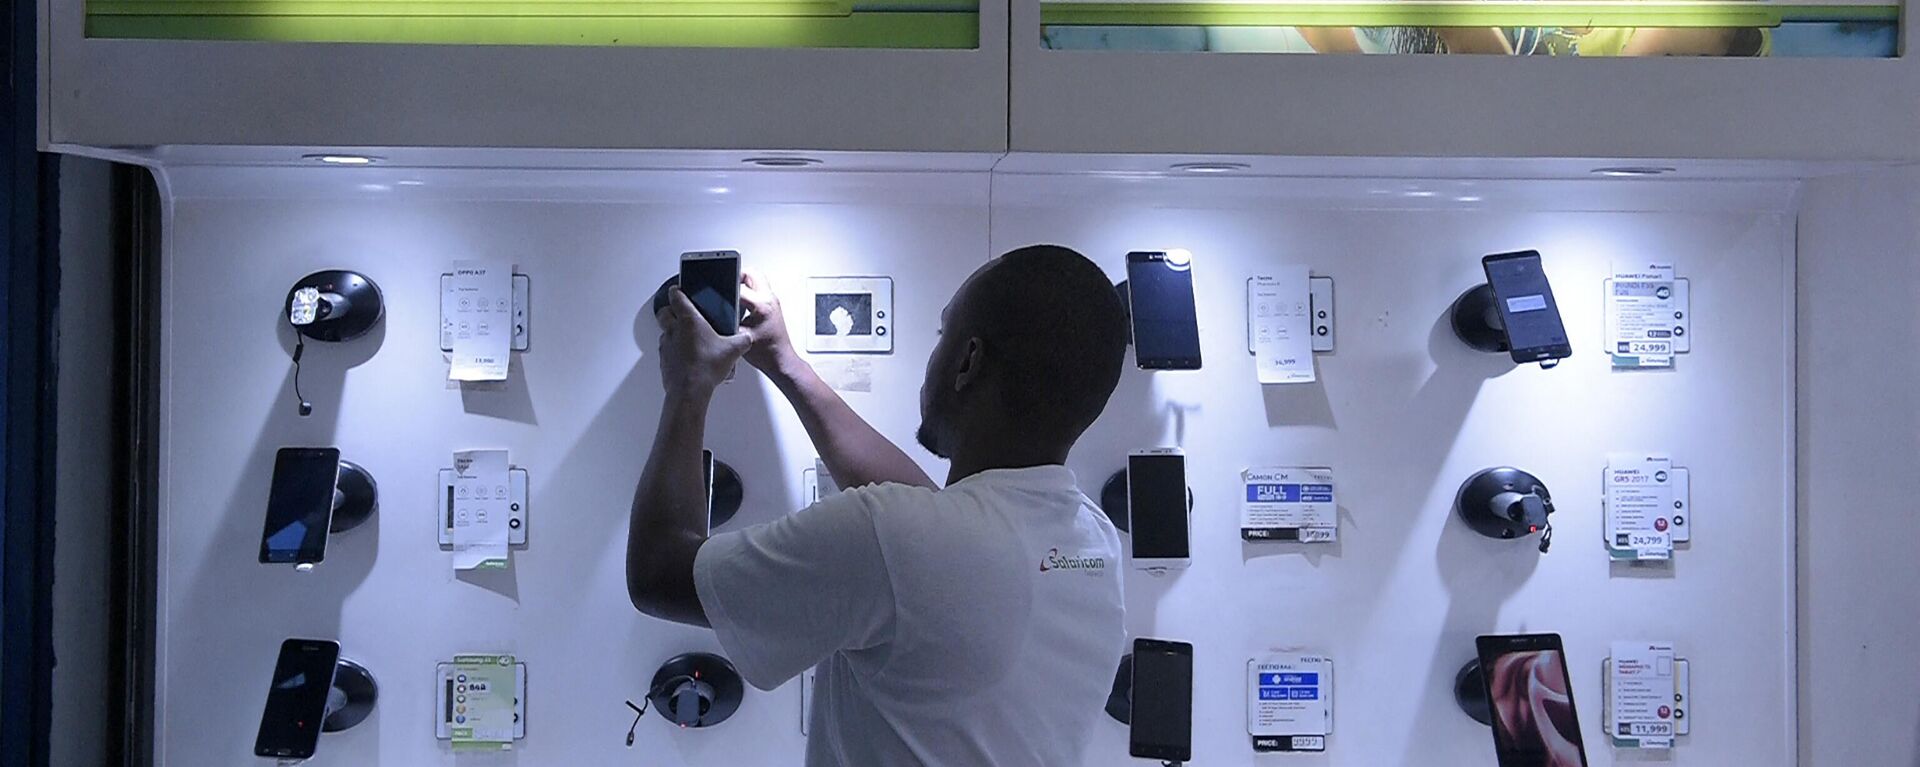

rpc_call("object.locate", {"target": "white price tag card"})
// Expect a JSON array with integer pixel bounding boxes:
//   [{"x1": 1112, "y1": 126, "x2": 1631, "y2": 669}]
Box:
[
  {"x1": 450, "y1": 654, "x2": 518, "y2": 750},
  {"x1": 1241, "y1": 467, "x2": 1336, "y2": 542},
  {"x1": 1247, "y1": 654, "x2": 1332, "y2": 752},
  {"x1": 1606, "y1": 454, "x2": 1676, "y2": 560},
  {"x1": 1606, "y1": 263, "x2": 1687, "y2": 369},
  {"x1": 1609, "y1": 642, "x2": 1678, "y2": 749},
  {"x1": 449, "y1": 261, "x2": 513, "y2": 382},
  {"x1": 452, "y1": 449, "x2": 510, "y2": 571},
  {"x1": 1249, "y1": 271, "x2": 1315, "y2": 385}
]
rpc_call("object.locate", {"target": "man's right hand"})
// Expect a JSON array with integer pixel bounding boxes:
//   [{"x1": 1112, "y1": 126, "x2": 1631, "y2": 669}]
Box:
[{"x1": 739, "y1": 270, "x2": 800, "y2": 377}]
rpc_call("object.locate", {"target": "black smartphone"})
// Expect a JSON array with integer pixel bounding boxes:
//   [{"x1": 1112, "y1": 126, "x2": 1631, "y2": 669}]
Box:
[
  {"x1": 253, "y1": 638, "x2": 342, "y2": 759},
  {"x1": 1129, "y1": 637, "x2": 1194, "y2": 762},
  {"x1": 1125, "y1": 250, "x2": 1203, "y2": 370},
  {"x1": 1477, "y1": 633, "x2": 1590, "y2": 767},
  {"x1": 680, "y1": 250, "x2": 742, "y2": 335},
  {"x1": 1128, "y1": 448, "x2": 1191, "y2": 569},
  {"x1": 1482, "y1": 251, "x2": 1572, "y2": 364},
  {"x1": 260, "y1": 447, "x2": 341, "y2": 565}
]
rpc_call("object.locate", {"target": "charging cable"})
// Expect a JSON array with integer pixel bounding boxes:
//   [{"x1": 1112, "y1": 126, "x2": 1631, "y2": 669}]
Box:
[
  {"x1": 623, "y1": 699, "x2": 649, "y2": 746},
  {"x1": 286, "y1": 322, "x2": 312, "y2": 417}
]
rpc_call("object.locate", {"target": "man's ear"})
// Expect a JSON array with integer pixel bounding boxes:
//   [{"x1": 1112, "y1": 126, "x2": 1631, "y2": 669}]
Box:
[{"x1": 952, "y1": 337, "x2": 985, "y2": 392}]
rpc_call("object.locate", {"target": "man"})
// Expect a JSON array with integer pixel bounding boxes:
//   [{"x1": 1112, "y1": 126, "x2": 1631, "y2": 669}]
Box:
[{"x1": 626, "y1": 245, "x2": 1130, "y2": 766}]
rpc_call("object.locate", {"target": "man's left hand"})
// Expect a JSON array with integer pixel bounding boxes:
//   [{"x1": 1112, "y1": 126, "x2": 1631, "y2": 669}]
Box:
[{"x1": 657, "y1": 288, "x2": 753, "y2": 396}]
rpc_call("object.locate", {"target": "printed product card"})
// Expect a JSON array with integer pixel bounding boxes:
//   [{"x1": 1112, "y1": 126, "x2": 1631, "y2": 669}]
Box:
[
  {"x1": 1249, "y1": 271, "x2": 1316, "y2": 385},
  {"x1": 1605, "y1": 454, "x2": 1675, "y2": 561},
  {"x1": 452, "y1": 449, "x2": 510, "y2": 571},
  {"x1": 1606, "y1": 263, "x2": 1688, "y2": 369},
  {"x1": 451, "y1": 654, "x2": 517, "y2": 751},
  {"x1": 450, "y1": 260, "x2": 512, "y2": 382},
  {"x1": 1247, "y1": 654, "x2": 1332, "y2": 752},
  {"x1": 1609, "y1": 641, "x2": 1677, "y2": 749},
  {"x1": 1241, "y1": 467, "x2": 1336, "y2": 542}
]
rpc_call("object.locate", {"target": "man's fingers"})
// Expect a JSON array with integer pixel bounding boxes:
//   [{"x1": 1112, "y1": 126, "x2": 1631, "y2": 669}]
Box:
[
  {"x1": 739, "y1": 286, "x2": 773, "y2": 323},
  {"x1": 741, "y1": 270, "x2": 765, "y2": 292}
]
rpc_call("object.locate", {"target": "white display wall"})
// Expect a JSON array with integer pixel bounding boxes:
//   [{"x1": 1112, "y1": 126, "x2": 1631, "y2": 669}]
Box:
[{"x1": 152, "y1": 166, "x2": 1795, "y2": 766}]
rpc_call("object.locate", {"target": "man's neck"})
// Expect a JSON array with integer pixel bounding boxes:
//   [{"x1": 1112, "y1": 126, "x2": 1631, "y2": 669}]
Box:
[{"x1": 944, "y1": 444, "x2": 1071, "y2": 486}]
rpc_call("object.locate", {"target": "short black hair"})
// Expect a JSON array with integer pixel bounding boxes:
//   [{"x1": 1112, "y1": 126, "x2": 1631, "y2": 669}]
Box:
[{"x1": 959, "y1": 245, "x2": 1129, "y2": 442}]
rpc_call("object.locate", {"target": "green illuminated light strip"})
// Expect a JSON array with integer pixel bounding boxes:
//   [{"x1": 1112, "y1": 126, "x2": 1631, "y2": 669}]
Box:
[
  {"x1": 85, "y1": 13, "x2": 980, "y2": 45},
  {"x1": 85, "y1": 0, "x2": 1002, "y2": 17},
  {"x1": 1039, "y1": 1, "x2": 1899, "y2": 28},
  {"x1": 91, "y1": 0, "x2": 856, "y2": 16}
]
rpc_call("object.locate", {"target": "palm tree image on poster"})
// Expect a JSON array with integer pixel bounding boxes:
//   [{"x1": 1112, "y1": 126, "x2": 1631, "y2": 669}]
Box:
[{"x1": 1039, "y1": 0, "x2": 1899, "y2": 57}]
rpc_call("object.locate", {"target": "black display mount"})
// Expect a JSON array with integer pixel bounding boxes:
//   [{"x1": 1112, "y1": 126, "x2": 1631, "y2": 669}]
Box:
[
  {"x1": 710, "y1": 458, "x2": 744, "y2": 529},
  {"x1": 1105, "y1": 653, "x2": 1134, "y2": 725},
  {"x1": 287, "y1": 270, "x2": 385, "y2": 343},
  {"x1": 648, "y1": 653, "x2": 745, "y2": 729},
  {"x1": 1454, "y1": 467, "x2": 1555, "y2": 551},
  {"x1": 650, "y1": 276, "x2": 681, "y2": 317},
  {"x1": 1449, "y1": 283, "x2": 1509, "y2": 354},
  {"x1": 322, "y1": 658, "x2": 379, "y2": 733},
  {"x1": 1100, "y1": 469, "x2": 1194, "y2": 534},
  {"x1": 330, "y1": 460, "x2": 379, "y2": 535},
  {"x1": 1452, "y1": 658, "x2": 1494, "y2": 727}
]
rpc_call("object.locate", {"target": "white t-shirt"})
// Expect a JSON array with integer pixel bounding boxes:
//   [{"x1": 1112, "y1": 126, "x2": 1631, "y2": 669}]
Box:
[{"x1": 694, "y1": 465, "x2": 1126, "y2": 767}]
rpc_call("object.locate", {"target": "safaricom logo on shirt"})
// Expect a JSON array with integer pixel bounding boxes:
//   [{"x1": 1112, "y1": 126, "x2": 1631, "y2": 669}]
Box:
[{"x1": 1039, "y1": 547, "x2": 1107, "y2": 573}]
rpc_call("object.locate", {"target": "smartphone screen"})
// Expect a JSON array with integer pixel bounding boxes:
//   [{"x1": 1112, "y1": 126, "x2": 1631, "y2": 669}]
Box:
[
  {"x1": 1482, "y1": 251, "x2": 1572, "y2": 364},
  {"x1": 1126, "y1": 251, "x2": 1203, "y2": 370},
  {"x1": 1129, "y1": 638, "x2": 1194, "y2": 761},
  {"x1": 254, "y1": 638, "x2": 342, "y2": 759},
  {"x1": 1128, "y1": 452, "x2": 1190, "y2": 561},
  {"x1": 260, "y1": 447, "x2": 341, "y2": 565},
  {"x1": 1477, "y1": 634, "x2": 1590, "y2": 767},
  {"x1": 680, "y1": 251, "x2": 741, "y2": 336}
]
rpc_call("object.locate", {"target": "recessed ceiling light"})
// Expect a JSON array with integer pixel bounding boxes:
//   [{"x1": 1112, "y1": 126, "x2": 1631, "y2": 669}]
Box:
[
  {"x1": 1456, "y1": 195, "x2": 1484, "y2": 203},
  {"x1": 1591, "y1": 166, "x2": 1677, "y2": 177},
  {"x1": 742, "y1": 156, "x2": 823, "y2": 168},
  {"x1": 396, "y1": 180, "x2": 425, "y2": 187},
  {"x1": 1169, "y1": 162, "x2": 1251, "y2": 174},
  {"x1": 1404, "y1": 190, "x2": 1437, "y2": 198},
  {"x1": 303, "y1": 153, "x2": 382, "y2": 166}
]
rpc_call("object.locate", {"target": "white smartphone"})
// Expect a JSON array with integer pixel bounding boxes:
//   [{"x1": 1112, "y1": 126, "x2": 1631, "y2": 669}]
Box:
[
  {"x1": 1128, "y1": 448, "x2": 1191, "y2": 570},
  {"x1": 679, "y1": 250, "x2": 743, "y2": 335}
]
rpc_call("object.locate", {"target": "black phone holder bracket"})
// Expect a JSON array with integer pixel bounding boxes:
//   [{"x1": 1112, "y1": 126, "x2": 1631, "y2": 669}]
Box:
[
  {"x1": 647, "y1": 653, "x2": 745, "y2": 728},
  {"x1": 1100, "y1": 469, "x2": 1193, "y2": 534},
  {"x1": 330, "y1": 460, "x2": 378, "y2": 535},
  {"x1": 650, "y1": 276, "x2": 681, "y2": 317},
  {"x1": 1449, "y1": 283, "x2": 1510, "y2": 355},
  {"x1": 709, "y1": 458, "x2": 744, "y2": 529},
  {"x1": 1452, "y1": 658, "x2": 1494, "y2": 726},
  {"x1": 322, "y1": 658, "x2": 379, "y2": 733},
  {"x1": 1114, "y1": 280, "x2": 1133, "y2": 347},
  {"x1": 1450, "y1": 282, "x2": 1561, "y2": 369},
  {"x1": 1105, "y1": 653, "x2": 1134, "y2": 724},
  {"x1": 1455, "y1": 467, "x2": 1554, "y2": 553},
  {"x1": 287, "y1": 270, "x2": 384, "y2": 343}
]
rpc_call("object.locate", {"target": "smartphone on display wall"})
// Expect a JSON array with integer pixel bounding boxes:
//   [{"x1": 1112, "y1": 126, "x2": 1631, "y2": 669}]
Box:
[
  {"x1": 1125, "y1": 250, "x2": 1203, "y2": 370},
  {"x1": 259, "y1": 447, "x2": 341, "y2": 566},
  {"x1": 1482, "y1": 251, "x2": 1572, "y2": 365},
  {"x1": 1128, "y1": 448, "x2": 1191, "y2": 570},
  {"x1": 1476, "y1": 633, "x2": 1590, "y2": 767},
  {"x1": 1129, "y1": 637, "x2": 1195, "y2": 762},
  {"x1": 253, "y1": 638, "x2": 342, "y2": 760},
  {"x1": 680, "y1": 250, "x2": 743, "y2": 335}
]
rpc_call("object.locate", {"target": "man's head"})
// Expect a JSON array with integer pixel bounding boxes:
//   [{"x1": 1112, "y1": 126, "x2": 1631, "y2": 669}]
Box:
[{"x1": 917, "y1": 245, "x2": 1129, "y2": 461}]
